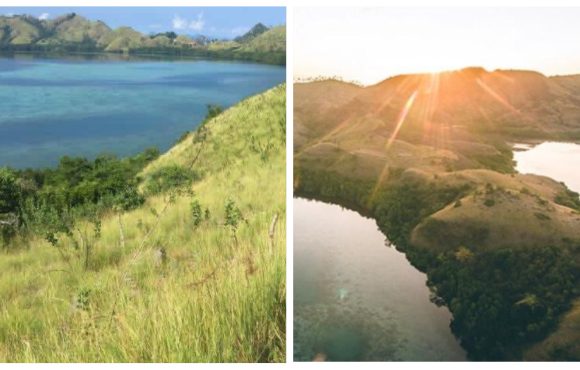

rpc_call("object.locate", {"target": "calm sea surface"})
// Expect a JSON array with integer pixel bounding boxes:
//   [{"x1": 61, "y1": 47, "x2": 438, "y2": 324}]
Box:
[
  {"x1": 0, "y1": 54, "x2": 285, "y2": 168},
  {"x1": 294, "y1": 197, "x2": 466, "y2": 361}
]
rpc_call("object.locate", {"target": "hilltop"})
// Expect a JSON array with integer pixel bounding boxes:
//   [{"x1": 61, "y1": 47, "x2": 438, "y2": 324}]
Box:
[
  {"x1": 0, "y1": 13, "x2": 286, "y2": 65},
  {"x1": 0, "y1": 85, "x2": 286, "y2": 362},
  {"x1": 294, "y1": 69, "x2": 580, "y2": 360}
]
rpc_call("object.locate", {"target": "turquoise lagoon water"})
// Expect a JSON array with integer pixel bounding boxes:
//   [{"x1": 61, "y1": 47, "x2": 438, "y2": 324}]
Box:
[{"x1": 0, "y1": 54, "x2": 285, "y2": 168}]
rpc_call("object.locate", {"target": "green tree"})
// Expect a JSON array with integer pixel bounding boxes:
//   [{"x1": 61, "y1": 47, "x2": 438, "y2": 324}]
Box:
[{"x1": 0, "y1": 167, "x2": 19, "y2": 214}]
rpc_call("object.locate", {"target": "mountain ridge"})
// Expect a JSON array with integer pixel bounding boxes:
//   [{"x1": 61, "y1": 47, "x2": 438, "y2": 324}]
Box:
[{"x1": 0, "y1": 13, "x2": 286, "y2": 64}]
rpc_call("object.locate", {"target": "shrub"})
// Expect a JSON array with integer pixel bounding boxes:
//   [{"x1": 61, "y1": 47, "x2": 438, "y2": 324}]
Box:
[
  {"x1": 113, "y1": 186, "x2": 145, "y2": 212},
  {"x1": 484, "y1": 198, "x2": 495, "y2": 207},
  {"x1": 0, "y1": 167, "x2": 20, "y2": 214},
  {"x1": 144, "y1": 165, "x2": 199, "y2": 195},
  {"x1": 191, "y1": 199, "x2": 203, "y2": 227},
  {"x1": 224, "y1": 199, "x2": 242, "y2": 231},
  {"x1": 555, "y1": 189, "x2": 580, "y2": 211}
]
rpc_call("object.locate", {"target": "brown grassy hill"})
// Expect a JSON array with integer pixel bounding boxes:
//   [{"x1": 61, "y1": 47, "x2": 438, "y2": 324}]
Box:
[
  {"x1": 294, "y1": 68, "x2": 580, "y2": 360},
  {"x1": 295, "y1": 69, "x2": 580, "y2": 154},
  {"x1": 411, "y1": 170, "x2": 580, "y2": 252}
]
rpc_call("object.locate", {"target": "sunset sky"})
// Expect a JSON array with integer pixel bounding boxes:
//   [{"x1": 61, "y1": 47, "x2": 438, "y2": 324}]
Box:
[{"x1": 295, "y1": 7, "x2": 580, "y2": 85}]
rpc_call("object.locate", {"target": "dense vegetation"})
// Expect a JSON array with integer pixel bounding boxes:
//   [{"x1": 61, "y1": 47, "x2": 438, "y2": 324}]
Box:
[
  {"x1": 0, "y1": 13, "x2": 286, "y2": 65},
  {"x1": 295, "y1": 166, "x2": 580, "y2": 360},
  {"x1": 0, "y1": 148, "x2": 159, "y2": 248},
  {"x1": 0, "y1": 85, "x2": 286, "y2": 362}
]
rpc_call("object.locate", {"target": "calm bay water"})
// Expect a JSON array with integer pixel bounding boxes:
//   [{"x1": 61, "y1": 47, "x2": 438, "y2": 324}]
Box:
[
  {"x1": 0, "y1": 54, "x2": 285, "y2": 168},
  {"x1": 514, "y1": 142, "x2": 580, "y2": 193},
  {"x1": 294, "y1": 197, "x2": 466, "y2": 361}
]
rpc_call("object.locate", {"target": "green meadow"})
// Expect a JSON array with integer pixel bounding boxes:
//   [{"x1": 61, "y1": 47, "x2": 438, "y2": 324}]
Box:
[{"x1": 0, "y1": 85, "x2": 286, "y2": 362}]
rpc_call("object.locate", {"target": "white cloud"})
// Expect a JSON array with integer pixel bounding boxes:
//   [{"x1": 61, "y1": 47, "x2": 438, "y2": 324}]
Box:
[
  {"x1": 189, "y1": 12, "x2": 204, "y2": 32},
  {"x1": 231, "y1": 26, "x2": 250, "y2": 36},
  {"x1": 38, "y1": 13, "x2": 50, "y2": 20},
  {"x1": 172, "y1": 13, "x2": 205, "y2": 32},
  {"x1": 172, "y1": 15, "x2": 187, "y2": 30}
]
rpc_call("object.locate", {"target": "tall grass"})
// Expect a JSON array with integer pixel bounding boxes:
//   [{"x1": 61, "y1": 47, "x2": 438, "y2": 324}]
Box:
[{"x1": 0, "y1": 85, "x2": 286, "y2": 362}]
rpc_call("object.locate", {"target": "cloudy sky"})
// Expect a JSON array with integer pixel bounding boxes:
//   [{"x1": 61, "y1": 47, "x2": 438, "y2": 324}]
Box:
[
  {"x1": 295, "y1": 7, "x2": 580, "y2": 85},
  {"x1": 0, "y1": 7, "x2": 285, "y2": 39}
]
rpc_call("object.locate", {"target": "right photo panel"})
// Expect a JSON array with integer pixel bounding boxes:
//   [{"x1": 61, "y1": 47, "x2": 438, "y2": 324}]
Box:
[{"x1": 293, "y1": 7, "x2": 580, "y2": 362}]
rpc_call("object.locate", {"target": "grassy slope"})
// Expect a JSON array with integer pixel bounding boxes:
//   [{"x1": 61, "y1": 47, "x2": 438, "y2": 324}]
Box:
[
  {"x1": 239, "y1": 26, "x2": 286, "y2": 53},
  {"x1": 0, "y1": 85, "x2": 286, "y2": 362},
  {"x1": 294, "y1": 79, "x2": 580, "y2": 360},
  {"x1": 295, "y1": 78, "x2": 580, "y2": 253}
]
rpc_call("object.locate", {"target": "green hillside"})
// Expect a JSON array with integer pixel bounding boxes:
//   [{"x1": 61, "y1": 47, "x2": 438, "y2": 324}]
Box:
[
  {"x1": 0, "y1": 13, "x2": 286, "y2": 65},
  {"x1": 0, "y1": 85, "x2": 286, "y2": 362}
]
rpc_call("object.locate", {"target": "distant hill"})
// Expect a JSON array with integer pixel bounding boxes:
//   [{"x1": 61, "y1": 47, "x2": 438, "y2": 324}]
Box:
[
  {"x1": 296, "y1": 68, "x2": 580, "y2": 148},
  {"x1": 240, "y1": 25, "x2": 286, "y2": 53},
  {"x1": 0, "y1": 13, "x2": 286, "y2": 65},
  {"x1": 234, "y1": 22, "x2": 268, "y2": 43}
]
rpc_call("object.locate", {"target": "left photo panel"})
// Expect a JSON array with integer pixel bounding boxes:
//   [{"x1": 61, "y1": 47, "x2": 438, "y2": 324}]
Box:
[{"x1": 0, "y1": 6, "x2": 286, "y2": 362}]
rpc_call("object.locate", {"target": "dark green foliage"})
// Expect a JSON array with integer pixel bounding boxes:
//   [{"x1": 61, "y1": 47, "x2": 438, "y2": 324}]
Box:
[
  {"x1": 191, "y1": 199, "x2": 203, "y2": 227},
  {"x1": 373, "y1": 181, "x2": 471, "y2": 247},
  {"x1": 554, "y1": 188, "x2": 580, "y2": 211},
  {"x1": 150, "y1": 31, "x2": 177, "y2": 40},
  {"x1": 234, "y1": 23, "x2": 269, "y2": 43},
  {"x1": 75, "y1": 288, "x2": 91, "y2": 311},
  {"x1": 430, "y1": 246, "x2": 579, "y2": 360},
  {"x1": 0, "y1": 167, "x2": 20, "y2": 214},
  {"x1": 113, "y1": 186, "x2": 145, "y2": 212},
  {"x1": 296, "y1": 168, "x2": 373, "y2": 211},
  {"x1": 144, "y1": 165, "x2": 199, "y2": 195},
  {"x1": 4, "y1": 148, "x2": 158, "y2": 248},
  {"x1": 0, "y1": 168, "x2": 21, "y2": 246},
  {"x1": 18, "y1": 148, "x2": 157, "y2": 211},
  {"x1": 21, "y1": 200, "x2": 75, "y2": 247},
  {"x1": 484, "y1": 198, "x2": 496, "y2": 207},
  {"x1": 224, "y1": 199, "x2": 242, "y2": 231},
  {"x1": 204, "y1": 104, "x2": 224, "y2": 123}
]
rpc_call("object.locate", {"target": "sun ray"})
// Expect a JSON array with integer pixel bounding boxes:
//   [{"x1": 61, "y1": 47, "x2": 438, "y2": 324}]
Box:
[
  {"x1": 385, "y1": 89, "x2": 418, "y2": 151},
  {"x1": 475, "y1": 77, "x2": 521, "y2": 115},
  {"x1": 366, "y1": 89, "x2": 419, "y2": 206}
]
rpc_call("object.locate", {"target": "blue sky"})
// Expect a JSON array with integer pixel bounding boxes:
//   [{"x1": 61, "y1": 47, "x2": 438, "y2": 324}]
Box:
[{"x1": 0, "y1": 7, "x2": 285, "y2": 39}]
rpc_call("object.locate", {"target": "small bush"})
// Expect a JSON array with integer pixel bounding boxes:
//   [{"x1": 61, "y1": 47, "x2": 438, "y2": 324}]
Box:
[
  {"x1": 555, "y1": 189, "x2": 580, "y2": 211},
  {"x1": 484, "y1": 198, "x2": 495, "y2": 207},
  {"x1": 224, "y1": 199, "x2": 242, "y2": 231},
  {"x1": 145, "y1": 165, "x2": 199, "y2": 195},
  {"x1": 520, "y1": 187, "x2": 531, "y2": 195},
  {"x1": 191, "y1": 199, "x2": 203, "y2": 227}
]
